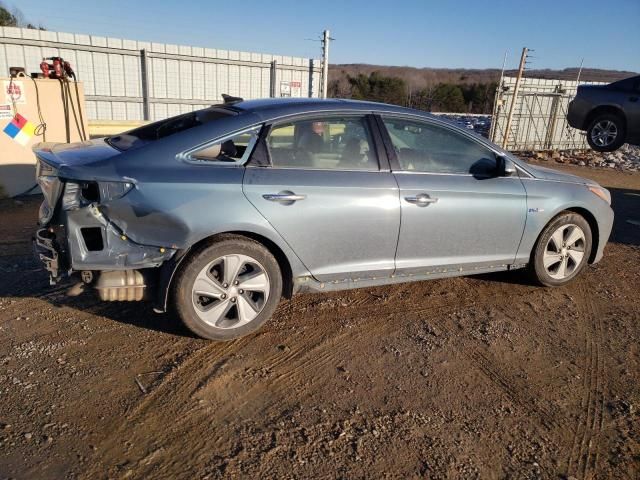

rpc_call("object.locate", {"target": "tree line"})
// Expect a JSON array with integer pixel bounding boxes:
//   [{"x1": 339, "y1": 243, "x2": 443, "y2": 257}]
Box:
[
  {"x1": 0, "y1": 2, "x2": 45, "y2": 29},
  {"x1": 329, "y1": 71, "x2": 497, "y2": 114}
]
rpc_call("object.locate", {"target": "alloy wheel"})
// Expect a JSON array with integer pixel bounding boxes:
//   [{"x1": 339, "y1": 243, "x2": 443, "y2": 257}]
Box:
[
  {"x1": 191, "y1": 254, "x2": 270, "y2": 329},
  {"x1": 543, "y1": 224, "x2": 586, "y2": 280},
  {"x1": 590, "y1": 120, "x2": 618, "y2": 147}
]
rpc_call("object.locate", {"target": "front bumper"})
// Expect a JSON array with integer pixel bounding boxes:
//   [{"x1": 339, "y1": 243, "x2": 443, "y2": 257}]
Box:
[{"x1": 592, "y1": 204, "x2": 615, "y2": 264}]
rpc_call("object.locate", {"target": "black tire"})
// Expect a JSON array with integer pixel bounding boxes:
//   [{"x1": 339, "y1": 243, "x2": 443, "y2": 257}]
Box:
[
  {"x1": 530, "y1": 212, "x2": 592, "y2": 287},
  {"x1": 173, "y1": 236, "x2": 283, "y2": 341},
  {"x1": 586, "y1": 113, "x2": 626, "y2": 152}
]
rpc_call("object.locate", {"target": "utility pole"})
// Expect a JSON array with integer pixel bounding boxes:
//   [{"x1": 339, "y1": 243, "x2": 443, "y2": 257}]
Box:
[
  {"x1": 321, "y1": 29, "x2": 330, "y2": 99},
  {"x1": 502, "y1": 47, "x2": 528, "y2": 148}
]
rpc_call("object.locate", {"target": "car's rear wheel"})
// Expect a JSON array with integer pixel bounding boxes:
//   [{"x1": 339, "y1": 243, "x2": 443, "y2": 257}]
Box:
[
  {"x1": 174, "y1": 237, "x2": 282, "y2": 340},
  {"x1": 530, "y1": 212, "x2": 592, "y2": 287},
  {"x1": 586, "y1": 113, "x2": 626, "y2": 152}
]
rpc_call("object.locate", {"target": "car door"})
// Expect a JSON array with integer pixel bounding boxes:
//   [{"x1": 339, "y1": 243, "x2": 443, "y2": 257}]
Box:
[
  {"x1": 378, "y1": 115, "x2": 527, "y2": 274},
  {"x1": 243, "y1": 114, "x2": 400, "y2": 282}
]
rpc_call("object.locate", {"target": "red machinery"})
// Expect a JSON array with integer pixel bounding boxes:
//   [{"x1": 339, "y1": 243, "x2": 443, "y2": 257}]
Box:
[{"x1": 39, "y1": 57, "x2": 75, "y2": 80}]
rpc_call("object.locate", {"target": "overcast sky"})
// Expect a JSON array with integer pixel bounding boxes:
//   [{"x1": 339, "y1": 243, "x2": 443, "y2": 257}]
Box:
[{"x1": 14, "y1": 0, "x2": 640, "y2": 72}]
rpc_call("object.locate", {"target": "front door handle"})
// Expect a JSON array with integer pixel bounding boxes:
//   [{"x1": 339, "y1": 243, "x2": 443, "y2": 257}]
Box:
[
  {"x1": 405, "y1": 193, "x2": 438, "y2": 207},
  {"x1": 262, "y1": 191, "x2": 306, "y2": 203}
]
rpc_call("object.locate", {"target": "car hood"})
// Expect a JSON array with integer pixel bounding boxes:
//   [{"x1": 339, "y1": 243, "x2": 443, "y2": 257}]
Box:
[{"x1": 524, "y1": 164, "x2": 597, "y2": 186}]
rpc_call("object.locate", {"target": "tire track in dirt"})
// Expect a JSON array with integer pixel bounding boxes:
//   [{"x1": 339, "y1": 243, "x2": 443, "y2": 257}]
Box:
[
  {"x1": 423, "y1": 300, "x2": 571, "y2": 435},
  {"x1": 565, "y1": 278, "x2": 606, "y2": 480},
  {"x1": 80, "y1": 294, "x2": 510, "y2": 478},
  {"x1": 581, "y1": 277, "x2": 606, "y2": 480},
  {"x1": 81, "y1": 278, "x2": 574, "y2": 478}
]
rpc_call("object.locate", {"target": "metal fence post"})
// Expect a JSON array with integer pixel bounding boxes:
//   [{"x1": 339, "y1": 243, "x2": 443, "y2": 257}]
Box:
[
  {"x1": 308, "y1": 59, "x2": 315, "y2": 98},
  {"x1": 270, "y1": 60, "x2": 277, "y2": 98},
  {"x1": 140, "y1": 49, "x2": 151, "y2": 121},
  {"x1": 544, "y1": 84, "x2": 562, "y2": 150}
]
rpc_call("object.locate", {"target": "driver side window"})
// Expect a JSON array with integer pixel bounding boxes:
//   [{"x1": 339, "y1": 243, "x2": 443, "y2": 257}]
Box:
[{"x1": 382, "y1": 117, "x2": 497, "y2": 176}]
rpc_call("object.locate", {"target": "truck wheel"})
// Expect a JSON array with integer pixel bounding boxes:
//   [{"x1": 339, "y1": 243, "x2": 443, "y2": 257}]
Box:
[
  {"x1": 586, "y1": 113, "x2": 625, "y2": 152},
  {"x1": 174, "y1": 237, "x2": 282, "y2": 341},
  {"x1": 530, "y1": 212, "x2": 592, "y2": 287}
]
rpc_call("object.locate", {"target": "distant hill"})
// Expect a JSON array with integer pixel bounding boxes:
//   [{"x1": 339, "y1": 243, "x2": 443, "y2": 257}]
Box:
[{"x1": 329, "y1": 64, "x2": 638, "y2": 94}]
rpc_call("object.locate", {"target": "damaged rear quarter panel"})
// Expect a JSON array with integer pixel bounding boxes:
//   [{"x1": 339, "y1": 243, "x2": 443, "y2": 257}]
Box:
[
  {"x1": 64, "y1": 205, "x2": 176, "y2": 270},
  {"x1": 72, "y1": 112, "x2": 263, "y2": 248},
  {"x1": 88, "y1": 112, "x2": 310, "y2": 277},
  {"x1": 103, "y1": 167, "x2": 250, "y2": 249}
]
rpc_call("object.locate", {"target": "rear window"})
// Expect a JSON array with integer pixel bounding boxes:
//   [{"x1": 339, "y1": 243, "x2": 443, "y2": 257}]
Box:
[{"x1": 106, "y1": 107, "x2": 236, "y2": 151}]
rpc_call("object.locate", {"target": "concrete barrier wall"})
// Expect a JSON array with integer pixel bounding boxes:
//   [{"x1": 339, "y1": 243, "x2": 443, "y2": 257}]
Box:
[{"x1": 0, "y1": 27, "x2": 322, "y2": 122}]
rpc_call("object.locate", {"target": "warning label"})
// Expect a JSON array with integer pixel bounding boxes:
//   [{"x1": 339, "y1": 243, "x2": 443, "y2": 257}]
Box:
[
  {"x1": 0, "y1": 104, "x2": 13, "y2": 119},
  {"x1": 280, "y1": 81, "x2": 302, "y2": 98},
  {"x1": 4, "y1": 80, "x2": 26, "y2": 105}
]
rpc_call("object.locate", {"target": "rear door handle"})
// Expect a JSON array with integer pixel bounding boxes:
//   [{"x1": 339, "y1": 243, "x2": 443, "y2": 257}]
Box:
[
  {"x1": 262, "y1": 192, "x2": 306, "y2": 203},
  {"x1": 405, "y1": 193, "x2": 438, "y2": 207}
]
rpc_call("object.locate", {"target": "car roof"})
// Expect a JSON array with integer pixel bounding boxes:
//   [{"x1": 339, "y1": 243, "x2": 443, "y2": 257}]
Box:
[
  {"x1": 230, "y1": 97, "x2": 428, "y2": 121},
  {"x1": 225, "y1": 97, "x2": 507, "y2": 156}
]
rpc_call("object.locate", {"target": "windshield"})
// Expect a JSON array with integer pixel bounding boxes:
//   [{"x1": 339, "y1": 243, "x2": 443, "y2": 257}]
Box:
[{"x1": 106, "y1": 106, "x2": 237, "y2": 151}]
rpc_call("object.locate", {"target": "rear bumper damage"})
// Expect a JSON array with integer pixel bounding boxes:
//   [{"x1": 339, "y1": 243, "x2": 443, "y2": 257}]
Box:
[
  {"x1": 34, "y1": 228, "x2": 63, "y2": 284},
  {"x1": 34, "y1": 202, "x2": 177, "y2": 303}
]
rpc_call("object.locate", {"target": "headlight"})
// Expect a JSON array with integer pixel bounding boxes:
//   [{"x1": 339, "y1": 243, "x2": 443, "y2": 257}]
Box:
[{"x1": 588, "y1": 186, "x2": 611, "y2": 205}]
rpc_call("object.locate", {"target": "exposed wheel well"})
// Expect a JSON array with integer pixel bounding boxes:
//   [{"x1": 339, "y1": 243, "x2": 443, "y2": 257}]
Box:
[
  {"x1": 585, "y1": 106, "x2": 626, "y2": 131},
  {"x1": 184, "y1": 231, "x2": 294, "y2": 299}
]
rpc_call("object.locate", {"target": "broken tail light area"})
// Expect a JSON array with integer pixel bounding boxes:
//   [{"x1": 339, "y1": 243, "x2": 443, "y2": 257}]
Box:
[
  {"x1": 61, "y1": 180, "x2": 134, "y2": 211},
  {"x1": 36, "y1": 159, "x2": 63, "y2": 226},
  {"x1": 34, "y1": 161, "x2": 174, "y2": 285}
]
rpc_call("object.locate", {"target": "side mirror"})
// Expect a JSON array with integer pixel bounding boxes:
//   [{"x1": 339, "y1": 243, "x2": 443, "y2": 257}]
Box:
[{"x1": 496, "y1": 155, "x2": 517, "y2": 177}]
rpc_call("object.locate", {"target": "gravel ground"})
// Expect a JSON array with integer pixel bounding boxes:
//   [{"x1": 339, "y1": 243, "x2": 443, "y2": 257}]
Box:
[
  {"x1": 519, "y1": 144, "x2": 640, "y2": 173},
  {"x1": 0, "y1": 162, "x2": 638, "y2": 479}
]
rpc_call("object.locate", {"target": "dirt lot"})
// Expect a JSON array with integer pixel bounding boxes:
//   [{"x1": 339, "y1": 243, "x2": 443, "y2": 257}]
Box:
[{"x1": 0, "y1": 161, "x2": 639, "y2": 480}]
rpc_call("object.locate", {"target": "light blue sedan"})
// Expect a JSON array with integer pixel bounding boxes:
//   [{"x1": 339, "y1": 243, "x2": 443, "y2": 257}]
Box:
[{"x1": 33, "y1": 98, "x2": 614, "y2": 340}]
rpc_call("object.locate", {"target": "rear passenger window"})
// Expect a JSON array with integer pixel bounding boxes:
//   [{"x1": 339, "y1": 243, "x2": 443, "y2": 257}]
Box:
[
  {"x1": 382, "y1": 117, "x2": 497, "y2": 176},
  {"x1": 190, "y1": 126, "x2": 261, "y2": 164},
  {"x1": 267, "y1": 116, "x2": 378, "y2": 171}
]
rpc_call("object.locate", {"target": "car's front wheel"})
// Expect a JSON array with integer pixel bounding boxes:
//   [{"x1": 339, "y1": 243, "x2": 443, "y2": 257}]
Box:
[
  {"x1": 530, "y1": 212, "x2": 592, "y2": 287},
  {"x1": 174, "y1": 236, "x2": 283, "y2": 340},
  {"x1": 586, "y1": 113, "x2": 626, "y2": 152}
]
